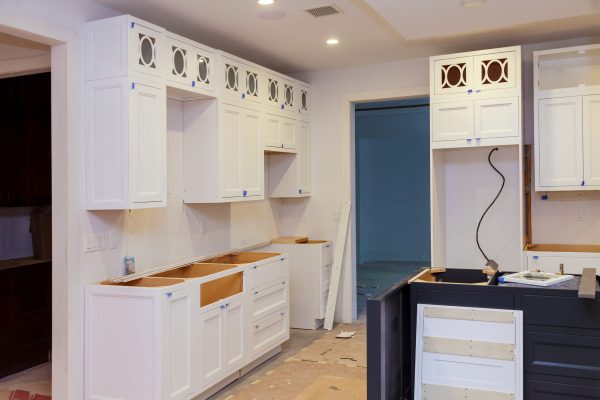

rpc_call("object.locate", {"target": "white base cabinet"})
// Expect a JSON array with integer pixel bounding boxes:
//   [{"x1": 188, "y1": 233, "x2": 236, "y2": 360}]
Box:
[
  {"x1": 262, "y1": 241, "x2": 332, "y2": 329},
  {"x1": 526, "y1": 250, "x2": 600, "y2": 275},
  {"x1": 85, "y1": 253, "x2": 289, "y2": 400}
]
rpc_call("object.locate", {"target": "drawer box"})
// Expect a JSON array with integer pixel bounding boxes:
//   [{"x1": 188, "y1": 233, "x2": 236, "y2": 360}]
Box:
[
  {"x1": 249, "y1": 258, "x2": 287, "y2": 290},
  {"x1": 523, "y1": 295, "x2": 600, "y2": 330},
  {"x1": 250, "y1": 280, "x2": 288, "y2": 322},
  {"x1": 526, "y1": 379, "x2": 600, "y2": 400},
  {"x1": 525, "y1": 327, "x2": 600, "y2": 380},
  {"x1": 249, "y1": 307, "x2": 289, "y2": 357}
]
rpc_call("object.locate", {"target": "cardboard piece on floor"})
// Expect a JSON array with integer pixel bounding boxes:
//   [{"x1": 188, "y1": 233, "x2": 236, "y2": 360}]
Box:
[
  {"x1": 295, "y1": 375, "x2": 366, "y2": 400},
  {"x1": 324, "y1": 201, "x2": 351, "y2": 330},
  {"x1": 336, "y1": 331, "x2": 356, "y2": 339}
]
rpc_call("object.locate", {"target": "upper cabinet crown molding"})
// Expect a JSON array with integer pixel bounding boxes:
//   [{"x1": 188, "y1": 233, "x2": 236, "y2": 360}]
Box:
[
  {"x1": 534, "y1": 44, "x2": 600, "y2": 191},
  {"x1": 430, "y1": 46, "x2": 522, "y2": 149}
]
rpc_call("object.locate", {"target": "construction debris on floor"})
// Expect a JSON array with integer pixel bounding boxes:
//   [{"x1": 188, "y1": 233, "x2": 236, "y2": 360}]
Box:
[{"x1": 215, "y1": 323, "x2": 366, "y2": 399}]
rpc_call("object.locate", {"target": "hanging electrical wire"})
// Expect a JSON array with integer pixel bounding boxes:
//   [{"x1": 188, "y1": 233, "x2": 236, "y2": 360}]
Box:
[{"x1": 476, "y1": 147, "x2": 505, "y2": 269}]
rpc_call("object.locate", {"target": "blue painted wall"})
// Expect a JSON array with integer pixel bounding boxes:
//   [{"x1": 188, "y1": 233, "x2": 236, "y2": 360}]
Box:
[{"x1": 355, "y1": 98, "x2": 430, "y2": 264}]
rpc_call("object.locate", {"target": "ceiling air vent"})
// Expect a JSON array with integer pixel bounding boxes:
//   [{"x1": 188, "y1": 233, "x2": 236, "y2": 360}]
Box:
[{"x1": 305, "y1": 4, "x2": 342, "y2": 18}]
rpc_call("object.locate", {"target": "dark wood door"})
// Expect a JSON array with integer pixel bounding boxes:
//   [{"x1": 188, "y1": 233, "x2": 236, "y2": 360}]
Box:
[{"x1": 0, "y1": 72, "x2": 51, "y2": 207}]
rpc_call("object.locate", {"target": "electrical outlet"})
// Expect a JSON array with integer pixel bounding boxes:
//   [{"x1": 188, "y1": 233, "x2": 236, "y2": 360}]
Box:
[
  {"x1": 84, "y1": 233, "x2": 109, "y2": 253},
  {"x1": 575, "y1": 207, "x2": 586, "y2": 221},
  {"x1": 109, "y1": 231, "x2": 121, "y2": 249}
]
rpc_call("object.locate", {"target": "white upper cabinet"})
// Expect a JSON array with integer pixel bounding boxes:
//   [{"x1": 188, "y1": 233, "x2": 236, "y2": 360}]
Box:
[
  {"x1": 218, "y1": 53, "x2": 264, "y2": 109},
  {"x1": 536, "y1": 97, "x2": 583, "y2": 189},
  {"x1": 87, "y1": 15, "x2": 166, "y2": 83},
  {"x1": 534, "y1": 45, "x2": 600, "y2": 191},
  {"x1": 166, "y1": 32, "x2": 216, "y2": 98},
  {"x1": 430, "y1": 46, "x2": 522, "y2": 149},
  {"x1": 86, "y1": 15, "x2": 167, "y2": 210},
  {"x1": 183, "y1": 100, "x2": 264, "y2": 203},
  {"x1": 268, "y1": 122, "x2": 310, "y2": 198},
  {"x1": 264, "y1": 114, "x2": 297, "y2": 152}
]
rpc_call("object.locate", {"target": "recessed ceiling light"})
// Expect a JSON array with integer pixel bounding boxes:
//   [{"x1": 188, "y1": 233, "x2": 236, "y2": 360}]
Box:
[
  {"x1": 326, "y1": 38, "x2": 339, "y2": 45},
  {"x1": 461, "y1": 0, "x2": 485, "y2": 8},
  {"x1": 258, "y1": 0, "x2": 274, "y2": 5}
]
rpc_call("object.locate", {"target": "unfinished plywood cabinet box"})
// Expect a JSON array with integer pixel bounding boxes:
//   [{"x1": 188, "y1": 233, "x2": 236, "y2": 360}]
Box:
[
  {"x1": 85, "y1": 253, "x2": 289, "y2": 400},
  {"x1": 534, "y1": 44, "x2": 600, "y2": 191},
  {"x1": 86, "y1": 15, "x2": 167, "y2": 209}
]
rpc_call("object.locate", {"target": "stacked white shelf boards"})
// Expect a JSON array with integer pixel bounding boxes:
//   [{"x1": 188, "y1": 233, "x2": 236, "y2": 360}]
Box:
[{"x1": 429, "y1": 46, "x2": 525, "y2": 271}]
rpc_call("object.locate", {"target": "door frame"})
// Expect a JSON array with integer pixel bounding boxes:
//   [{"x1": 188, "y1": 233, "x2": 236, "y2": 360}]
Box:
[
  {"x1": 340, "y1": 86, "x2": 429, "y2": 322},
  {"x1": 0, "y1": 18, "x2": 76, "y2": 400}
]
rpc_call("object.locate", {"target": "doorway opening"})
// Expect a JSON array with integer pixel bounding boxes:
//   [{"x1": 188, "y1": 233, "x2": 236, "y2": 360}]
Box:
[
  {"x1": 354, "y1": 97, "x2": 430, "y2": 317},
  {"x1": 0, "y1": 32, "x2": 52, "y2": 399}
]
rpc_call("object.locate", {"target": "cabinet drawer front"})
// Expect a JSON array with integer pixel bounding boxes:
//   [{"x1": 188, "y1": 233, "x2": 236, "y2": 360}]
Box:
[
  {"x1": 526, "y1": 380, "x2": 600, "y2": 400},
  {"x1": 250, "y1": 280, "x2": 288, "y2": 322},
  {"x1": 523, "y1": 295, "x2": 600, "y2": 330},
  {"x1": 525, "y1": 328, "x2": 600, "y2": 380},
  {"x1": 249, "y1": 258, "x2": 287, "y2": 289},
  {"x1": 250, "y1": 308, "x2": 289, "y2": 356}
]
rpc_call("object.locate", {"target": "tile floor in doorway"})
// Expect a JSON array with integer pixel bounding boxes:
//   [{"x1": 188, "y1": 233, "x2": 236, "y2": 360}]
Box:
[{"x1": 0, "y1": 363, "x2": 51, "y2": 400}]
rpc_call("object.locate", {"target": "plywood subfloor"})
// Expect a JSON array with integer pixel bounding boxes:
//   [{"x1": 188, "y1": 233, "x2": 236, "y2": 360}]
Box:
[{"x1": 211, "y1": 323, "x2": 366, "y2": 400}]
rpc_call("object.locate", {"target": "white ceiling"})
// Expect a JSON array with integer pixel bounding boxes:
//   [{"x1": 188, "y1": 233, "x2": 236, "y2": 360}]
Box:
[{"x1": 90, "y1": 0, "x2": 600, "y2": 73}]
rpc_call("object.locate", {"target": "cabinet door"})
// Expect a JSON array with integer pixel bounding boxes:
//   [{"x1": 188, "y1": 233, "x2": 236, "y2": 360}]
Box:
[
  {"x1": 220, "y1": 104, "x2": 243, "y2": 198},
  {"x1": 474, "y1": 97, "x2": 519, "y2": 139},
  {"x1": 221, "y1": 57, "x2": 242, "y2": 100},
  {"x1": 166, "y1": 36, "x2": 192, "y2": 87},
  {"x1": 282, "y1": 79, "x2": 297, "y2": 115},
  {"x1": 223, "y1": 298, "x2": 245, "y2": 371},
  {"x1": 298, "y1": 122, "x2": 310, "y2": 195},
  {"x1": 537, "y1": 97, "x2": 583, "y2": 188},
  {"x1": 163, "y1": 288, "x2": 194, "y2": 400},
  {"x1": 264, "y1": 114, "x2": 282, "y2": 149},
  {"x1": 431, "y1": 100, "x2": 474, "y2": 143},
  {"x1": 249, "y1": 309, "x2": 289, "y2": 357},
  {"x1": 129, "y1": 20, "x2": 164, "y2": 78},
  {"x1": 199, "y1": 307, "x2": 224, "y2": 383},
  {"x1": 474, "y1": 51, "x2": 517, "y2": 92},
  {"x1": 583, "y1": 95, "x2": 600, "y2": 187},
  {"x1": 240, "y1": 109, "x2": 263, "y2": 197},
  {"x1": 281, "y1": 117, "x2": 297, "y2": 150},
  {"x1": 433, "y1": 56, "x2": 473, "y2": 95},
  {"x1": 266, "y1": 73, "x2": 283, "y2": 111},
  {"x1": 192, "y1": 46, "x2": 215, "y2": 93},
  {"x1": 243, "y1": 66, "x2": 261, "y2": 105},
  {"x1": 298, "y1": 85, "x2": 310, "y2": 121},
  {"x1": 130, "y1": 81, "x2": 167, "y2": 204}
]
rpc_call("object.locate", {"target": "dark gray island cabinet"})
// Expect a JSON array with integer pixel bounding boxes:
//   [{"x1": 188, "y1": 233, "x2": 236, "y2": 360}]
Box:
[{"x1": 367, "y1": 268, "x2": 600, "y2": 400}]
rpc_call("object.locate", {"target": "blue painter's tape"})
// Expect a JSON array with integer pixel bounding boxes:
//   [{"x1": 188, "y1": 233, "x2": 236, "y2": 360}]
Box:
[
  {"x1": 533, "y1": 256, "x2": 539, "y2": 260},
  {"x1": 131, "y1": 21, "x2": 135, "y2": 28},
  {"x1": 131, "y1": 82, "x2": 135, "y2": 90},
  {"x1": 243, "y1": 190, "x2": 247, "y2": 197},
  {"x1": 192, "y1": 81, "x2": 196, "y2": 87},
  {"x1": 541, "y1": 194, "x2": 548, "y2": 200},
  {"x1": 467, "y1": 89, "x2": 473, "y2": 94},
  {"x1": 166, "y1": 292, "x2": 172, "y2": 297}
]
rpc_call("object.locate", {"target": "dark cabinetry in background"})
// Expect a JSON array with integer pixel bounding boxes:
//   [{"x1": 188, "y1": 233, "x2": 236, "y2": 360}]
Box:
[
  {"x1": 0, "y1": 72, "x2": 51, "y2": 206},
  {"x1": 0, "y1": 261, "x2": 52, "y2": 378}
]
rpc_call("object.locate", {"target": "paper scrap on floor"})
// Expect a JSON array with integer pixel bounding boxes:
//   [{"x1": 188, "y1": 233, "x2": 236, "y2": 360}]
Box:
[{"x1": 336, "y1": 331, "x2": 356, "y2": 339}]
